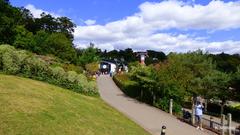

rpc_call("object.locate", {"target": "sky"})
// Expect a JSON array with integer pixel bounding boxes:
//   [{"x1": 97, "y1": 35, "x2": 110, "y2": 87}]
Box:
[{"x1": 11, "y1": 0, "x2": 240, "y2": 54}]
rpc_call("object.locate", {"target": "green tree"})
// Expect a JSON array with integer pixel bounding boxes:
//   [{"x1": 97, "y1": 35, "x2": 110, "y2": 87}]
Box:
[
  {"x1": 43, "y1": 33, "x2": 76, "y2": 62},
  {"x1": 57, "y1": 17, "x2": 76, "y2": 41},
  {"x1": 32, "y1": 30, "x2": 49, "y2": 53},
  {"x1": 13, "y1": 25, "x2": 35, "y2": 50},
  {"x1": 231, "y1": 66, "x2": 240, "y2": 101},
  {"x1": 204, "y1": 70, "x2": 232, "y2": 115},
  {"x1": 77, "y1": 43, "x2": 100, "y2": 67}
]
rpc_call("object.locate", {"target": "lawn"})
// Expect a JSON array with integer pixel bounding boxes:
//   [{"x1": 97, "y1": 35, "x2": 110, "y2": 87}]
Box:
[{"x1": 0, "y1": 74, "x2": 149, "y2": 135}]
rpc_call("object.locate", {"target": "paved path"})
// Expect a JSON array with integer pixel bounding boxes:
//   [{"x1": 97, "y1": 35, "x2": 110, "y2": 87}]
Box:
[{"x1": 97, "y1": 75, "x2": 216, "y2": 135}]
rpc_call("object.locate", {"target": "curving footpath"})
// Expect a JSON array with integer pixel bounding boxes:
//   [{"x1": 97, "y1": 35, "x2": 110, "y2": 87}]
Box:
[{"x1": 97, "y1": 75, "x2": 217, "y2": 135}]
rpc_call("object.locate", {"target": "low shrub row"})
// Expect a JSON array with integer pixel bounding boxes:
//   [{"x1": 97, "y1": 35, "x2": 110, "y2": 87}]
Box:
[
  {"x1": 0, "y1": 45, "x2": 98, "y2": 96},
  {"x1": 113, "y1": 74, "x2": 182, "y2": 114},
  {"x1": 113, "y1": 74, "x2": 140, "y2": 98}
]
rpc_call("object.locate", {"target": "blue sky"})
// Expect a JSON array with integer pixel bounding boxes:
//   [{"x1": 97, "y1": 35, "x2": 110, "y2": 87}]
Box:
[{"x1": 11, "y1": 0, "x2": 240, "y2": 54}]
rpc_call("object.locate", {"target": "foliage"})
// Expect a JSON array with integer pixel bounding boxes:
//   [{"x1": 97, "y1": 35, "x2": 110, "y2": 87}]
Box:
[
  {"x1": 0, "y1": 45, "x2": 98, "y2": 96},
  {"x1": 85, "y1": 62, "x2": 99, "y2": 75},
  {"x1": 62, "y1": 63, "x2": 83, "y2": 74},
  {"x1": 114, "y1": 50, "x2": 237, "y2": 115},
  {"x1": 43, "y1": 33, "x2": 76, "y2": 62},
  {"x1": 210, "y1": 53, "x2": 240, "y2": 73},
  {"x1": 205, "y1": 103, "x2": 240, "y2": 122},
  {"x1": 77, "y1": 43, "x2": 100, "y2": 67},
  {"x1": 231, "y1": 66, "x2": 240, "y2": 100},
  {"x1": 13, "y1": 25, "x2": 35, "y2": 50},
  {"x1": 113, "y1": 74, "x2": 140, "y2": 98},
  {"x1": 145, "y1": 50, "x2": 167, "y2": 65},
  {"x1": 0, "y1": 1, "x2": 78, "y2": 64}
]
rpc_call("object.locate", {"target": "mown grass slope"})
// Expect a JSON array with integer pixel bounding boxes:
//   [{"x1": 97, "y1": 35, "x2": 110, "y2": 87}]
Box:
[{"x1": 0, "y1": 74, "x2": 149, "y2": 135}]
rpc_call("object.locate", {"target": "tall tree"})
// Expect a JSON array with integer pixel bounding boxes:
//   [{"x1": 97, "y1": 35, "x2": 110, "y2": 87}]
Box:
[
  {"x1": 77, "y1": 43, "x2": 100, "y2": 67},
  {"x1": 43, "y1": 33, "x2": 76, "y2": 62},
  {"x1": 13, "y1": 25, "x2": 35, "y2": 50},
  {"x1": 204, "y1": 70, "x2": 232, "y2": 115}
]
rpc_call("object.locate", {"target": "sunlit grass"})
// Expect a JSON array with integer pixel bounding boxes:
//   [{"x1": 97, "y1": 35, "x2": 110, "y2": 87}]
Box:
[{"x1": 0, "y1": 74, "x2": 149, "y2": 135}]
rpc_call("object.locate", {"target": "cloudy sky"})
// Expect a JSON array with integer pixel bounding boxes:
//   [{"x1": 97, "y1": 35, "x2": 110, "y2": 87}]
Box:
[{"x1": 11, "y1": 0, "x2": 240, "y2": 54}]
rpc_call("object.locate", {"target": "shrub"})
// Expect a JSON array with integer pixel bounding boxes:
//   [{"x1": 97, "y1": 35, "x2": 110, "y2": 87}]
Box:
[
  {"x1": 22, "y1": 56, "x2": 50, "y2": 80},
  {"x1": 63, "y1": 64, "x2": 83, "y2": 74},
  {"x1": 51, "y1": 67, "x2": 66, "y2": 80},
  {"x1": 0, "y1": 45, "x2": 15, "y2": 70},
  {"x1": 0, "y1": 45, "x2": 98, "y2": 96},
  {"x1": 85, "y1": 62, "x2": 99, "y2": 75},
  {"x1": 67, "y1": 71, "x2": 78, "y2": 83},
  {"x1": 154, "y1": 97, "x2": 182, "y2": 114},
  {"x1": 113, "y1": 74, "x2": 140, "y2": 98},
  {"x1": 2, "y1": 51, "x2": 21, "y2": 74},
  {"x1": 154, "y1": 97, "x2": 169, "y2": 112}
]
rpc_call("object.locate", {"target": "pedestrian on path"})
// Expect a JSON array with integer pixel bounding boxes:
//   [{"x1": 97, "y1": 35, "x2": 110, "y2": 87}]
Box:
[{"x1": 195, "y1": 101, "x2": 204, "y2": 130}]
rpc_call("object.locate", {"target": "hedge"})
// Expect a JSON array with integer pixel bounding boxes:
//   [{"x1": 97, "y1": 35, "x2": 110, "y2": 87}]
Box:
[
  {"x1": 0, "y1": 45, "x2": 98, "y2": 96},
  {"x1": 113, "y1": 74, "x2": 140, "y2": 98},
  {"x1": 113, "y1": 74, "x2": 182, "y2": 114}
]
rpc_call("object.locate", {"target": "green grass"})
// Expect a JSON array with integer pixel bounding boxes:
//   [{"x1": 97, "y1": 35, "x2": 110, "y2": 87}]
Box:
[{"x1": 0, "y1": 74, "x2": 149, "y2": 135}]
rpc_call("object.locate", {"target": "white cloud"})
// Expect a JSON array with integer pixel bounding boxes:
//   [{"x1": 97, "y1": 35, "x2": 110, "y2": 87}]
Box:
[
  {"x1": 138, "y1": 0, "x2": 240, "y2": 30},
  {"x1": 25, "y1": 2, "x2": 240, "y2": 54},
  {"x1": 74, "y1": 0, "x2": 240, "y2": 54},
  {"x1": 84, "y1": 19, "x2": 96, "y2": 26},
  {"x1": 25, "y1": 4, "x2": 60, "y2": 18}
]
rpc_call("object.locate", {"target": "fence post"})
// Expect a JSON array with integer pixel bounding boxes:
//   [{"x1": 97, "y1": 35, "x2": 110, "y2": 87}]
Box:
[
  {"x1": 227, "y1": 113, "x2": 232, "y2": 135},
  {"x1": 221, "y1": 114, "x2": 225, "y2": 135},
  {"x1": 210, "y1": 117, "x2": 213, "y2": 128},
  {"x1": 169, "y1": 99, "x2": 173, "y2": 115},
  {"x1": 204, "y1": 99, "x2": 208, "y2": 112},
  {"x1": 191, "y1": 97, "x2": 195, "y2": 125}
]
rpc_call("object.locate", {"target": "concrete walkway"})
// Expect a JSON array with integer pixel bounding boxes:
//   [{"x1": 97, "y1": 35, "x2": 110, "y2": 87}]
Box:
[{"x1": 97, "y1": 75, "x2": 216, "y2": 135}]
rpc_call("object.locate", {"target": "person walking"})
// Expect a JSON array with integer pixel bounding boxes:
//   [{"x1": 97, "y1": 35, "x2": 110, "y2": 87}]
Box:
[{"x1": 195, "y1": 101, "x2": 204, "y2": 130}]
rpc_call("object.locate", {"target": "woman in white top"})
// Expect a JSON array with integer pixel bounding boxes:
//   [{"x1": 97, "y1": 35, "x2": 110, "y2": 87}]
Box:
[{"x1": 195, "y1": 101, "x2": 204, "y2": 130}]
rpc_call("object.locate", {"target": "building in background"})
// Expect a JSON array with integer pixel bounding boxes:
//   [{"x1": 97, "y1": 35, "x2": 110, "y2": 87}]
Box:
[{"x1": 136, "y1": 52, "x2": 148, "y2": 65}]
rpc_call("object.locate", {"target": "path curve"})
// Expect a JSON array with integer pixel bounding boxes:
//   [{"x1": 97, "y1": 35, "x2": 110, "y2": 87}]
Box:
[{"x1": 97, "y1": 75, "x2": 215, "y2": 135}]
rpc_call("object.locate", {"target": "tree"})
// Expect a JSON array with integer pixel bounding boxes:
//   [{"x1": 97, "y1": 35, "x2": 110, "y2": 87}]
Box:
[
  {"x1": 231, "y1": 66, "x2": 240, "y2": 101},
  {"x1": 13, "y1": 25, "x2": 35, "y2": 50},
  {"x1": 0, "y1": 0, "x2": 21, "y2": 44},
  {"x1": 77, "y1": 43, "x2": 100, "y2": 67},
  {"x1": 43, "y1": 33, "x2": 76, "y2": 62},
  {"x1": 145, "y1": 50, "x2": 167, "y2": 65},
  {"x1": 204, "y1": 70, "x2": 232, "y2": 115},
  {"x1": 57, "y1": 17, "x2": 76, "y2": 41}
]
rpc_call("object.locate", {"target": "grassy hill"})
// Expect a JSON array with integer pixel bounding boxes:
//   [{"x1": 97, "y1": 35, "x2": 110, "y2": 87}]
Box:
[{"x1": 0, "y1": 74, "x2": 149, "y2": 135}]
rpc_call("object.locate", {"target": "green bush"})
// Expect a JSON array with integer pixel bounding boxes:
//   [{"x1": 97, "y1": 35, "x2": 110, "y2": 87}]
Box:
[
  {"x1": 22, "y1": 56, "x2": 50, "y2": 80},
  {"x1": 113, "y1": 74, "x2": 140, "y2": 98},
  {"x1": 154, "y1": 97, "x2": 169, "y2": 112},
  {"x1": 67, "y1": 71, "x2": 78, "y2": 83},
  {"x1": 114, "y1": 73, "x2": 182, "y2": 114},
  {"x1": 154, "y1": 97, "x2": 182, "y2": 114},
  {"x1": 0, "y1": 45, "x2": 98, "y2": 96},
  {"x1": 2, "y1": 51, "x2": 21, "y2": 74},
  {"x1": 0, "y1": 45, "x2": 15, "y2": 70},
  {"x1": 63, "y1": 64, "x2": 83, "y2": 74}
]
